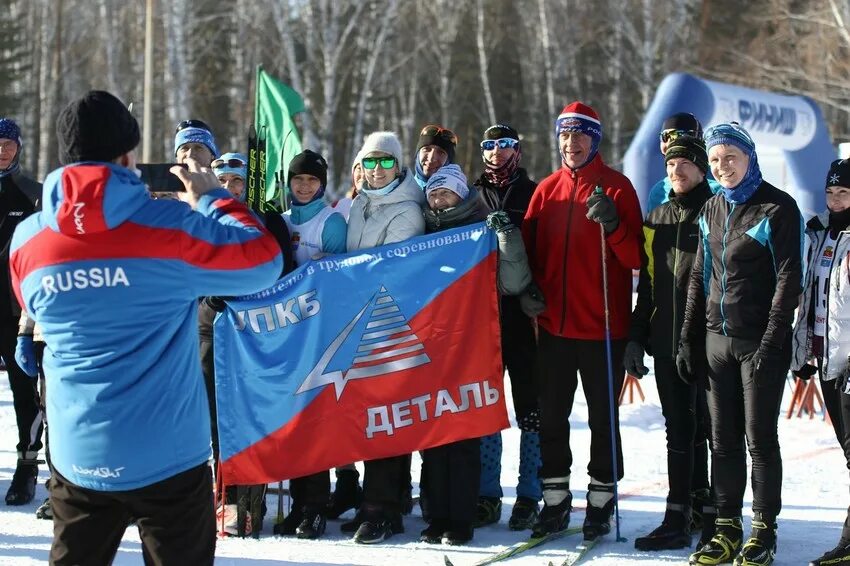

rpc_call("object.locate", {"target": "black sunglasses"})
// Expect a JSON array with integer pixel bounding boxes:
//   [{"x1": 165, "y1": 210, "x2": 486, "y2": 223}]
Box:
[
  {"x1": 175, "y1": 119, "x2": 212, "y2": 133},
  {"x1": 212, "y1": 158, "x2": 247, "y2": 169}
]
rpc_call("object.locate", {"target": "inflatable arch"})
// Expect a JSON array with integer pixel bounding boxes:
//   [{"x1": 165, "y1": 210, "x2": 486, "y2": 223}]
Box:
[{"x1": 622, "y1": 72, "x2": 835, "y2": 218}]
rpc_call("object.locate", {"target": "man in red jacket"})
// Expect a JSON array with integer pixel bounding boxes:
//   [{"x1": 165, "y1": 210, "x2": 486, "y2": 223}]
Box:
[{"x1": 523, "y1": 101, "x2": 642, "y2": 540}]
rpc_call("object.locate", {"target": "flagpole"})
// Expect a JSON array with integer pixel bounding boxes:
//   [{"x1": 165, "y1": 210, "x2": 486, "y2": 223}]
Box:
[{"x1": 142, "y1": 0, "x2": 154, "y2": 161}]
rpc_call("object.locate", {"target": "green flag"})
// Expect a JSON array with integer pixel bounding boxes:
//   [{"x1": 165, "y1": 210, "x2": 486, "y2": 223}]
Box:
[{"x1": 254, "y1": 66, "x2": 305, "y2": 207}]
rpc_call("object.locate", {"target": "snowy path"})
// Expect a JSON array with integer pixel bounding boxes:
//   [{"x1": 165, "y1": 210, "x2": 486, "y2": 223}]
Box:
[{"x1": 0, "y1": 368, "x2": 841, "y2": 565}]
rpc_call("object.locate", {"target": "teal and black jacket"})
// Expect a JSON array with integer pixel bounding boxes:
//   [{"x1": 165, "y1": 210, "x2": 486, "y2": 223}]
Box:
[
  {"x1": 680, "y1": 180, "x2": 804, "y2": 351},
  {"x1": 630, "y1": 180, "x2": 713, "y2": 359}
]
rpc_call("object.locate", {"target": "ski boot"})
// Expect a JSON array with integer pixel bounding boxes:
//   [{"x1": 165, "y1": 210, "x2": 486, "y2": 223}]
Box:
[
  {"x1": 689, "y1": 516, "x2": 743, "y2": 565},
  {"x1": 582, "y1": 480, "x2": 615, "y2": 540},
  {"x1": 809, "y1": 539, "x2": 850, "y2": 565},
  {"x1": 474, "y1": 496, "x2": 502, "y2": 528},
  {"x1": 35, "y1": 497, "x2": 52, "y2": 520},
  {"x1": 733, "y1": 513, "x2": 776, "y2": 566},
  {"x1": 420, "y1": 518, "x2": 449, "y2": 544},
  {"x1": 295, "y1": 506, "x2": 326, "y2": 539},
  {"x1": 531, "y1": 477, "x2": 572, "y2": 538},
  {"x1": 508, "y1": 497, "x2": 540, "y2": 531},
  {"x1": 272, "y1": 505, "x2": 303, "y2": 536},
  {"x1": 327, "y1": 468, "x2": 362, "y2": 519},
  {"x1": 442, "y1": 520, "x2": 474, "y2": 545},
  {"x1": 352, "y1": 505, "x2": 403, "y2": 544},
  {"x1": 5, "y1": 455, "x2": 38, "y2": 506},
  {"x1": 635, "y1": 506, "x2": 692, "y2": 551},
  {"x1": 693, "y1": 488, "x2": 717, "y2": 547}
]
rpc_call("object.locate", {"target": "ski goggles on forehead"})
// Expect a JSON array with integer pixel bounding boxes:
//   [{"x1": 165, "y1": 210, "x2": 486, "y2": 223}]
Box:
[
  {"x1": 362, "y1": 156, "x2": 397, "y2": 170},
  {"x1": 175, "y1": 119, "x2": 211, "y2": 133},
  {"x1": 211, "y1": 157, "x2": 246, "y2": 169},
  {"x1": 659, "y1": 128, "x2": 698, "y2": 143},
  {"x1": 480, "y1": 138, "x2": 519, "y2": 151},
  {"x1": 420, "y1": 125, "x2": 458, "y2": 145}
]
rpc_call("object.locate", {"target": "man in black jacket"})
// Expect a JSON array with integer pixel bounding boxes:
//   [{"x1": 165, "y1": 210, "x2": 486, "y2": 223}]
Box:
[
  {"x1": 0, "y1": 118, "x2": 44, "y2": 505},
  {"x1": 626, "y1": 136, "x2": 715, "y2": 551},
  {"x1": 473, "y1": 124, "x2": 542, "y2": 531}
]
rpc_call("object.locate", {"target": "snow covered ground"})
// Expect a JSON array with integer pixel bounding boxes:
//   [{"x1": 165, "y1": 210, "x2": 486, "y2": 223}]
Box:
[{"x1": 0, "y1": 366, "x2": 842, "y2": 566}]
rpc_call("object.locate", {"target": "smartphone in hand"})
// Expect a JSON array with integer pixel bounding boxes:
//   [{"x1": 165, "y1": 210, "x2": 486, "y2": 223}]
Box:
[{"x1": 137, "y1": 163, "x2": 188, "y2": 192}]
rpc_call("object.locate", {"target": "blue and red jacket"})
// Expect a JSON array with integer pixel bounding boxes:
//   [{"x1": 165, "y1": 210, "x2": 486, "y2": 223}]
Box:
[{"x1": 10, "y1": 163, "x2": 282, "y2": 491}]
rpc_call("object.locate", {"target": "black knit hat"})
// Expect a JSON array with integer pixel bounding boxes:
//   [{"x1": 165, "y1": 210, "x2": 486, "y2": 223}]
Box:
[
  {"x1": 827, "y1": 159, "x2": 850, "y2": 189},
  {"x1": 483, "y1": 123, "x2": 519, "y2": 142},
  {"x1": 417, "y1": 125, "x2": 456, "y2": 163},
  {"x1": 57, "y1": 91, "x2": 140, "y2": 165},
  {"x1": 287, "y1": 149, "x2": 328, "y2": 188},
  {"x1": 662, "y1": 112, "x2": 703, "y2": 137},
  {"x1": 665, "y1": 135, "x2": 708, "y2": 174}
]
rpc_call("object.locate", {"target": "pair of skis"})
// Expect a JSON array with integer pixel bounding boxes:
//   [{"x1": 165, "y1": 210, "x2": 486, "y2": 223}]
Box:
[{"x1": 442, "y1": 527, "x2": 604, "y2": 566}]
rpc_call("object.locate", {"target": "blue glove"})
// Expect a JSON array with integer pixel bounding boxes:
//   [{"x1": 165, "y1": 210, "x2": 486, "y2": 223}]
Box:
[{"x1": 15, "y1": 335, "x2": 38, "y2": 378}]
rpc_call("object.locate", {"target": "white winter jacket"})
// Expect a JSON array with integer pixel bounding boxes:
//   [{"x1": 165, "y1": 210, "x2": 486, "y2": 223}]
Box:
[
  {"x1": 346, "y1": 169, "x2": 426, "y2": 251},
  {"x1": 791, "y1": 212, "x2": 850, "y2": 383}
]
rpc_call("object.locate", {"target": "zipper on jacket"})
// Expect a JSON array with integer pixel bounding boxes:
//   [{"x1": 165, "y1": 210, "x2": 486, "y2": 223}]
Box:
[
  {"x1": 559, "y1": 195, "x2": 577, "y2": 335},
  {"x1": 823, "y1": 231, "x2": 843, "y2": 377},
  {"x1": 720, "y1": 203, "x2": 735, "y2": 336},
  {"x1": 672, "y1": 205, "x2": 685, "y2": 355}
]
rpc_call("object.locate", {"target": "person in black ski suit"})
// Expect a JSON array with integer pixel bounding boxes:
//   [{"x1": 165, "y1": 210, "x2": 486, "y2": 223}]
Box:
[
  {"x1": 626, "y1": 136, "x2": 715, "y2": 552},
  {"x1": 680, "y1": 123, "x2": 803, "y2": 566},
  {"x1": 0, "y1": 118, "x2": 44, "y2": 506},
  {"x1": 472, "y1": 124, "x2": 542, "y2": 531}
]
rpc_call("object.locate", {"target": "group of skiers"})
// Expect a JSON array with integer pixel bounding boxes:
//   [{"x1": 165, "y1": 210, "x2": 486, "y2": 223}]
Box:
[{"x1": 0, "y1": 89, "x2": 847, "y2": 566}]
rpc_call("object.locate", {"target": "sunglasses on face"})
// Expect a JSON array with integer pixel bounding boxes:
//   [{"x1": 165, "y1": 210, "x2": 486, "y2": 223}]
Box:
[
  {"x1": 420, "y1": 125, "x2": 459, "y2": 146},
  {"x1": 175, "y1": 119, "x2": 212, "y2": 133},
  {"x1": 480, "y1": 138, "x2": 519, "y2": 151},
  {"x1": 362, "y1": 156, "x2": 397, "y2": 170},
  {"x1": 211, "y1": 158, "x2": 246, "y2": 169},
  {"x1": 659, "y1": 128, "x2": 698, "y2": 143}
]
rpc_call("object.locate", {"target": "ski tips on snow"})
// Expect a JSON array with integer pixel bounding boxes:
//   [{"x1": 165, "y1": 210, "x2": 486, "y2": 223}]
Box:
[{"x1": 443, "y1": 526, "x2": 582, "y2": 566}]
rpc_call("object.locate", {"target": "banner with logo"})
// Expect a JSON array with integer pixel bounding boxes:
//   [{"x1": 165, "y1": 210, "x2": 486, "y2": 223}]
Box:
[{"x1": 214, "y1": 223, "x2": 508, "y2": 484}]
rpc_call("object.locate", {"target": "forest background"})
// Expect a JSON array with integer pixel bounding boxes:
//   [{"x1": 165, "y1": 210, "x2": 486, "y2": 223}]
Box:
[{"x1": 2, "y1": 0, "x2": 850, "y2": 194}]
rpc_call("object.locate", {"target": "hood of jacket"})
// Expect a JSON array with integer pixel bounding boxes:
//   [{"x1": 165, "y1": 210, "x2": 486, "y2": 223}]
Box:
[
  {"x1": 41, "y1": 162, "x2": 150, "y2": 236},
  {"x1": 358, "y1": 169, "x2": 425, "y2": 209}
]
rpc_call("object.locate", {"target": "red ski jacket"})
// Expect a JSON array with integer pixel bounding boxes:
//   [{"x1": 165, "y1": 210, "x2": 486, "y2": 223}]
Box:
[{"x1": 522, "y1": 154, "x2": 642, "y2": 340}]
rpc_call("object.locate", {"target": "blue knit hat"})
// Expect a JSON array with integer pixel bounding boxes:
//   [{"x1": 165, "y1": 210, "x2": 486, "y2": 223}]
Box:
[
  {"x1": 212, "y1": 152, "x2": 247, "y2": 180},
  {"x1": 0, "y1": 118, "x2": 22, "y2": 149},
  {"x1": 703, "y1": 122, "x2": 755, "y2": 155},
  {"x1": 174, "y1": 124, "x2": 218, "y2": 158}
]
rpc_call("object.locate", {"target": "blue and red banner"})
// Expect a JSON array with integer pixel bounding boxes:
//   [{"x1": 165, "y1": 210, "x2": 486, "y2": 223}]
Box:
[{"x1": 214, "y1": 223, "x2": 508, "y2": 484}]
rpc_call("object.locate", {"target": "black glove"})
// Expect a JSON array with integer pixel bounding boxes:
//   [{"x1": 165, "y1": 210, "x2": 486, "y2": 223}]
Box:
[
  {"x1": 486, "y1": 211, "x2": 514, "y2": 233},
  {"x1": 837, "y1": 356, "x2": 850, "y2": 391},
  {"x1": 585, "y1": 191, "x2": 619, "y2": 234},
  {"x1": 792, "y1": 364, "x2": 817, "y2": 381},
  {"x1": 623, "y1": 341, "x2": 649, "y2": 378},
  {"x1": 519, "y1": 282, "x2": 546, "y2": 318},
  {"x1": 676, "y1": 340, "x2": 705, "y2": 385},
  {"x1": 751, "y1": 347, "x2": 785, "y2": 388}
]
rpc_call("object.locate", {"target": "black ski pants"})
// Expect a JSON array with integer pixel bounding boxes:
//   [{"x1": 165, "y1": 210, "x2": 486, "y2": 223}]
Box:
[
  {"x1": 820, "y1": 375, "x2": 850, "y2": 541},
  {"x1": 290, "y1": 471, "x2": 331, "y2": 509},
  {"x1": 654, "y1": 356, "x2": 711, "y2": 506},
  {"x1": 537, "y1": 330, "x2": 625, "y2": 483},
  {"x1": 0, "y1": 324, "x2": 43, "y2": 455},
  {"x1": 363, "y1": 454, "x2": 411, "y2": 513},
  {"x1": 422, "y1": 438, "x2": 480, "y2": 523},
  {"x1": 49, "y1": 463, "x2": 215, "y2": 566},
  {"x1": 705, "y1": 332, "x2": 785, "y2": 519},
  {"x1": 501, "y1": 296, "x2": 539, "y2": 422}
]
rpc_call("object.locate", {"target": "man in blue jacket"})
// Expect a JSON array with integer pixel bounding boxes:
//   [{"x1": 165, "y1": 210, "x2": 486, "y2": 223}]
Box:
[{"x1": 9, "y1": 91, "x2": 282, "y2": 565}]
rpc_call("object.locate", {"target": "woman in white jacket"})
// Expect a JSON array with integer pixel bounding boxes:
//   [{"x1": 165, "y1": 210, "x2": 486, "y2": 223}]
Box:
[
  {"x1": 342, "y1": 131, "x2": 425, "y2": 545},
  {"x1": 791, "y1": 158, "x2": 850, "y2": 566}
]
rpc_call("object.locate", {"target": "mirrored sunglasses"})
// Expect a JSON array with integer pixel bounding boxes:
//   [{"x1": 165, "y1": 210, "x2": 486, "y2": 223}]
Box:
[
  {"x1": 420, "y1": 124, "x2": 459, "y2": 146},
  {"x1": 480, "y1": 138, "x2": 519, "y2": 151},
  {"x1": 211, "y1": 158, "x2": 246, "y2": 169},
  {"x1": 362, "y1": 156, "x2": 397, "y2": 170},
  {"x1": 659, "y1": 128, "x2": 698, "y2": 143}
]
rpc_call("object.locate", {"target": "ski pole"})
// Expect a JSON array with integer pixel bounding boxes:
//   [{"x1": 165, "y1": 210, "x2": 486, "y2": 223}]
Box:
[{"x1": 595, "y1": 186, "x2": 626, "y2": 543}]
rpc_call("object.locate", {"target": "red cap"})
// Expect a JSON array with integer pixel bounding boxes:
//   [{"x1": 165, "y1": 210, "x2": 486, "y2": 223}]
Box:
[{"x1": 557, "y1": 101, "x2": 601, "y2": 125}]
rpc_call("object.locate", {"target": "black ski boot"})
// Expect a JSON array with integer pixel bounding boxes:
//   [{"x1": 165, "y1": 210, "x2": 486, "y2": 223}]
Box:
[
  {"x1": 508, "y1": 497, "x2": 540, "y2": 531},
  {"x1": 442, "y1": 520, "x2": 474, "y2": 545},
  {"x1": 733, "y1": 512, "x2": 776, "y2": 566},
  {"x1": 582, "y1": 482, "x2": 615, "y2": 540},
  {"x1": 689, "y1": 516, "x2": 743, "y2": 565},
  {"x1": 340, "y1": 509, "x2": 364, "y2": 533},
  {"x1": 809, "y1": 538, "x2": 850, "y2": 565},
  {"x1": 35, "y1": 497, "x2": 52, "y2": 520},
  {"x1": 634, "y1": 506, "x2": 692, "y2": 551},
  {"x1": 327, "y1": 468, "x2": 362, "y2": 519},
  {"x1": 272, "y1": 505, "x2": 303, "y2": 536},
  {"x1": 420, "y1": 518, "x2": 449, "y2": 544},
  {"x1": 474, "y1": 496, "x2": 502, "y2": 528},
  {"x1": 295, "y1": 506, "x2": 326, "y2": 539},
  {"x1": 5, "y1": 459, "x2": 38, "y2": 506},
  {"x1": 531, "y1": 478, "x2": 572, "y2": 538},
  {"x1": 693, "y1": 488, "x2": 717, "y2": 547}
]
